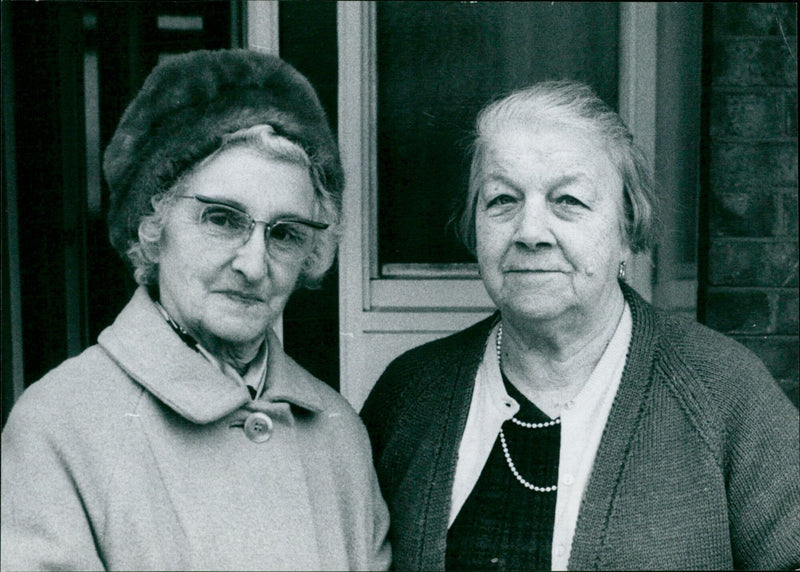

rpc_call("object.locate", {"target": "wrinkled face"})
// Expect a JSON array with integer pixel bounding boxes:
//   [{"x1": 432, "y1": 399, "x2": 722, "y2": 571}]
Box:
[
  {"x1": 475, "y1": 121, "x2": 630, "y2": 327},
  {"x1": 155, "y1": 146, "x2": 316, "y2": 352}
]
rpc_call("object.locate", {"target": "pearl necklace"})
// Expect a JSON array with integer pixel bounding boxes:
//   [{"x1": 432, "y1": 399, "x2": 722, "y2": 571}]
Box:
[{"x1": 496, "y1": 321, "x2": 559, "y2": 493}]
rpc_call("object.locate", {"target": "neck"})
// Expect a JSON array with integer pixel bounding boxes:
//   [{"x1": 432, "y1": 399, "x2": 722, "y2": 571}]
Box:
[
  {"x1": 152, "y1": 295, "x2": 265, "y2": 375},
  {"x1": 499, "y1": 288, "x2": 625, "y2": 399},
  {"x1": 200, "y1": 335, "x2": 265, "y2": 376}
]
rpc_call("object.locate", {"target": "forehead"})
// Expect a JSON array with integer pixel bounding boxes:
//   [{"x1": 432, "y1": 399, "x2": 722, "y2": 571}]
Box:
[
  {"x1": 482, "y1": 120, "x2": 618, "y2": 182},
  {"x1": 183, "y1": 146, "x2": 315, "y2": 214}
]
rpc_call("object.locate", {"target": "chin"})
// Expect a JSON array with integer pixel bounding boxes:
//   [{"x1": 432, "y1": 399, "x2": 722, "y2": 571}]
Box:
[
  {"x1": 502, "y1": 296, "x2": 570, "y2": 323},
  {"x1": 206, "y1": 316, "x2": 273, "y2": 346}
]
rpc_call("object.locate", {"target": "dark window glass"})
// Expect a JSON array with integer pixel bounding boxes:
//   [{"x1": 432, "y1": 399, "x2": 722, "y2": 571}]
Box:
[{"x1": 280, "y1": 1, "x2": 340, "y2": 390}]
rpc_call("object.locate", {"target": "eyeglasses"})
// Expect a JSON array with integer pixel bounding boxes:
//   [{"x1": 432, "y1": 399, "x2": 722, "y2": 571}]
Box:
[{"x1": 177, "y1": 195, "x2": 328, "y2": 262}]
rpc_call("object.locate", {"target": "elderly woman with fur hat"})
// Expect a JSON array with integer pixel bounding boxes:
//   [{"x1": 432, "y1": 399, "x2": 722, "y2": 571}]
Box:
[{"x1": 1, "y1": 50, "x2": 390, "y2": 571}]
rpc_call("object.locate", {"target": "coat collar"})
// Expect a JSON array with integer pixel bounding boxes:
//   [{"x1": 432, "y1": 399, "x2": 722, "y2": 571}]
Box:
[{"x1": 98, "y1": 286, "x2": 325, "y2": 424}]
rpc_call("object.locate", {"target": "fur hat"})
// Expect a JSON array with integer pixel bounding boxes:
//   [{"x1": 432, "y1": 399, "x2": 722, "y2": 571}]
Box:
[{"x1": 103, "y1": 49, "x2": 342, "y2": 256}]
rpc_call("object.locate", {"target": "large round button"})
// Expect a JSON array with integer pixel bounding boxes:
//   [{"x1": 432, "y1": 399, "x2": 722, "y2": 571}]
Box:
[{"x1": 243, "y1": 412, "x2": 273, "y2": 443}]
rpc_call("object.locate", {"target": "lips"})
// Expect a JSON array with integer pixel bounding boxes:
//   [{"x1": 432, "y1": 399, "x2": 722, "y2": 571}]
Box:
[
  {"x1": 503, "y1": 268, "x2": 564, "y2": 273},
  {"x1": 217, "y1": 290, "x2": 265, "y2": 303},
  {"x1": 502, "y1": 258, "x2": 569, "y2": 273}
]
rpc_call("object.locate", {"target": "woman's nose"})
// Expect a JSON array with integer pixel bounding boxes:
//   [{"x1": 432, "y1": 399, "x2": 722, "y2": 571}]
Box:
[
  {"x1": 230, "y1": 225, "x2": 270, "y2": 281},
  {"x1": 512, "y1": 199, "x2": 555, "y2": 249}
]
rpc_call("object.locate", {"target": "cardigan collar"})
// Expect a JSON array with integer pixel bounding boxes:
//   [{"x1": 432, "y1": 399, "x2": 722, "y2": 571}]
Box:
[
  {"x1": 567, "y1": 280, "x2": 659, "y2": 570},
  {"x1": 97, "y1": 286, "x2": 325, "y2": 424}
]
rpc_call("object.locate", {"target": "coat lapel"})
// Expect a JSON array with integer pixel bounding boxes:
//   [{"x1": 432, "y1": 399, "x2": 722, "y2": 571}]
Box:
[{"x1": 98, "y1": 287, "x2": 326, "y2": 424}]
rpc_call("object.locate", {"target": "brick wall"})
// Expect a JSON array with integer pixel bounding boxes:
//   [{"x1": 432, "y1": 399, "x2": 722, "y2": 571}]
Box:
[{"x1": 703, "y1": 3, "x2": 798, "y2": 405}]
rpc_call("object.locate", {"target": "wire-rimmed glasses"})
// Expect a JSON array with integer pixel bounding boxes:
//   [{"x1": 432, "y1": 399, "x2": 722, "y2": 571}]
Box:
[{"x1": 177, "y1": 195, "x2": 328, "y2": 262}]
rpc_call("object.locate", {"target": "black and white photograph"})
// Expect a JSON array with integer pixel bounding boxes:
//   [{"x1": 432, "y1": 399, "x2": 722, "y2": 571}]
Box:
[{"x1": 1, "y1": 2, "x2": 798, "y2": 570}]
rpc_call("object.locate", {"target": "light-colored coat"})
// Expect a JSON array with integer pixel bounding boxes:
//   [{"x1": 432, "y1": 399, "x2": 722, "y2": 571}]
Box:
[{"x1": 1, "y1": 287, "x2": 391, "y2": 571}]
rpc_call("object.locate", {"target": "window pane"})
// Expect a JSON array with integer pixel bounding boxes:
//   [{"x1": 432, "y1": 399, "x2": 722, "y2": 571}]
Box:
[
  {"x1": 279, "y1": 1, "x2": 340, "y2": 390},
  {"x1": 377, "y1": 2, "x2": 619, "y2": 268}
]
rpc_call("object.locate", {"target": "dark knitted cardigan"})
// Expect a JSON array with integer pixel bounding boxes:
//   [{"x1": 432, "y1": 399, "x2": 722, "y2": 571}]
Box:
[{"x1": 361, "y1": 283, "x2": 800, "y2": 570}]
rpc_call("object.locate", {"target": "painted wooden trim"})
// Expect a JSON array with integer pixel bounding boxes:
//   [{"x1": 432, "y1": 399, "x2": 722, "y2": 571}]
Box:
[
  {"x1": 358, "y1": 311, "x2": 491, "y2": 333},
  {"x1": 246, "y1": 0, "x2": 279, "y2": 55},
  {"x1": 338, "y1": 2, "x2": 373, "y2": 399},
  {"x1": 619, "y1": 2, "x2": 657, "y2": 302},
  {"x1": 381, "y1": 263, "x2": 480, "y2": 278},
  {"x1": 370, "y1": 279, "x2": 494, "y2": 311}
]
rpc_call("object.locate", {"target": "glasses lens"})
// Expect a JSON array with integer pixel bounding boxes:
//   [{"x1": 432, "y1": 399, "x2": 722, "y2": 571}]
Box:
[
  {"x1": 198, "y1": 204, "x2": 251, "y2": 245},
  {"x1": 267, "y1": 221, "x2": 316, "y2": 260}
]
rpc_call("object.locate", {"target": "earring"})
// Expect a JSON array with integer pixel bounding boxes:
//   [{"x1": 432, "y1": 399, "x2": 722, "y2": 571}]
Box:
[{"x1": 618, "y1": 261, "x2": 626, "y2": 281}]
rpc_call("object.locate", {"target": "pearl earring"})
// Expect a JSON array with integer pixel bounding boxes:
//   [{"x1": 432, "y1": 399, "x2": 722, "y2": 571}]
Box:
[{"x1": 618, "y1": 261, "x2": 626, "y2": 281}]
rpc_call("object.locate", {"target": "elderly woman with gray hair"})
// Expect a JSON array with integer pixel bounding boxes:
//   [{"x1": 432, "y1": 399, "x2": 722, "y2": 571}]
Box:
[
  {"x1": 1, "y1": 50, "x2": 390, "y2": 571},
  {"x1": 362, "y1": 81, "x2": 799, "y2": 570}
]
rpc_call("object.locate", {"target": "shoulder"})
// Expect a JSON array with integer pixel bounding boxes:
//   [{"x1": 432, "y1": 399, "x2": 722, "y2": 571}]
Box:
[
  {"x1": 635, "y1": 301, "x2": 798, "y2": 459},
  {"x1": 624, "y1": 283, "x2": 781, "y2": 405},
  {"x1": 312, "y1": 374, "x2": 365, "y2": 426},
  {"x1": 11, "y1": 344, "x2": 141, "y2": 411},
  {"x1": 643, "y1": 309, "x2": 800, "y2": 569},
  {"x1": 653, "y1": 309, "x2": 777, "y2": 399},
  {"x1": 4, "y1": 344, "x2": 144, "y2": 445},
  {"x1": 283, "y1": 355, "x2": 372, "y2": 447},
  {"x1": 377, "y1": 313, "x2": 497, "y2": 388},
  {"x1": 361, "y1": 313, "x2": 496, "y2": 448}
]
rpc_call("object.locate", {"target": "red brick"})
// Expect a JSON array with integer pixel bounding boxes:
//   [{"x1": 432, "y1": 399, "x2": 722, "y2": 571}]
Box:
[
  {"x1": 714, "y1": 3, "x2": 797, "y2": 36},
  {"x1": 736, "y1": 335, "x2": 799, "y2": 381},
  {"x1": 781, "y1": 193, "x2": 798, "y2": 236},
  {"x1": 713, "y1": 38, "x2": 797, "y2": 87},
  {"x1": 708, "y1": 240, "x2": 799, "y2": 287},
  {"x1": 775, "y1": 377, "x2": 799, "y2": 408},
  {"x1": 705, "y1": 289, "x2": 772, "y2": 333},
  {"x1": 776, "y1": 291, "x2": 800, "y2": 334},
  {"x1": 710, "y1": 92, "x2": 787, "y2": 137},
  {"x1": 710, "y1": 191, "x2": 778, "y2": 237},
  {"x1": 710, "y1": 143, "x2": 798, "y2": 191}
]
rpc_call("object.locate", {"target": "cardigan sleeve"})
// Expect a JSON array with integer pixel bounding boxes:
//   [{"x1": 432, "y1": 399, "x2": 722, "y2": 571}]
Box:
[
  {"x1": 658, "y1": 312, "x2": 800, "y2": 569},
  {"x1": 1, "y1": 390, "x2": 106, "y2": 571},
  {"x1": 361, "y1": 359, "x2": 403, "y2": 463},
  {"x1": 366, "y1": 455, "x2": 393, "y2": 571},
  {"x1": 722, "y1": 358, "x2": 800, "y2": 570}
]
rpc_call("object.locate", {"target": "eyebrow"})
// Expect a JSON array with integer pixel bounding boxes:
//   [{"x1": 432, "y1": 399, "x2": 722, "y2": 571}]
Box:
[
  {"x1": 482, "y1": 172, "x2": 588, "y2": 194},
  {"x1": 192, "y1": 194, "x2": 249, "y2": 213},
  {"x1": 545, "y1": 174, "x2": 589, "y2": 191},
  {"x1": 482, "y1": 172, "x2": 524, "y2": 194}
]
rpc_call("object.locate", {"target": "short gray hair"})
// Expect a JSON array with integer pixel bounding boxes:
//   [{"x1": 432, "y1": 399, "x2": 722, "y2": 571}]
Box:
[
  {"x1": 456, "y1": 80, "x2": 657, "y2": 255},
  {"x1": 128, "y1": 124, "x2": 341, "y2": 288}
]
